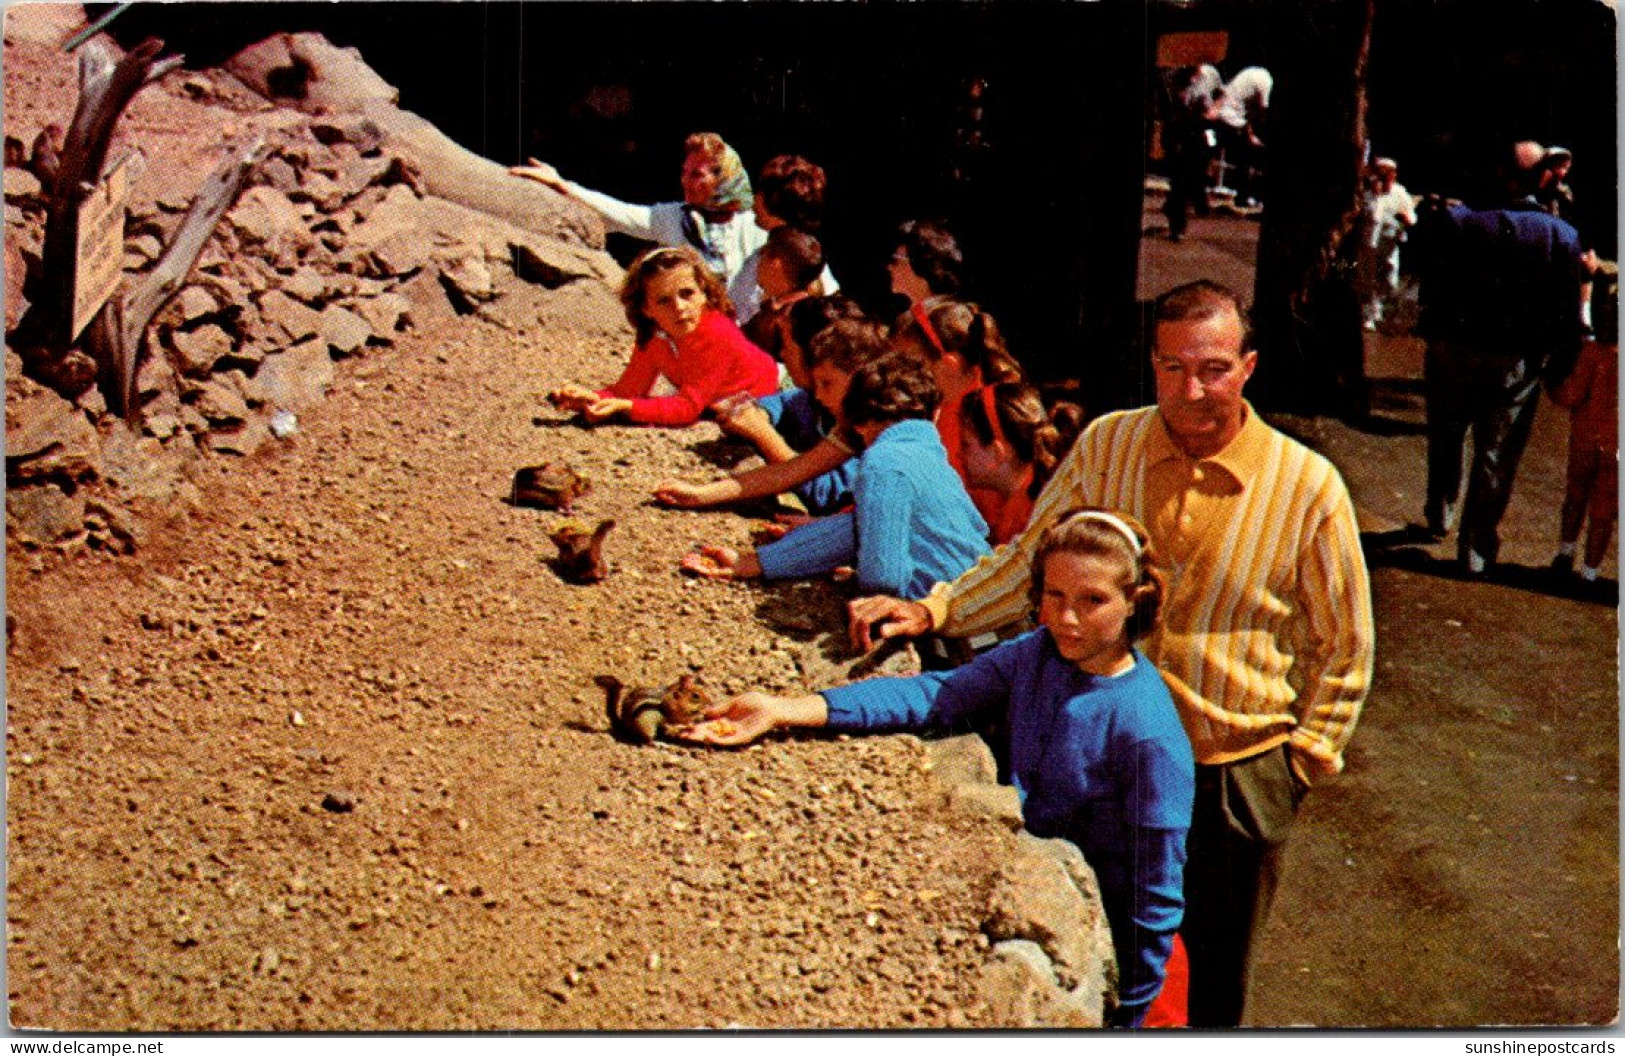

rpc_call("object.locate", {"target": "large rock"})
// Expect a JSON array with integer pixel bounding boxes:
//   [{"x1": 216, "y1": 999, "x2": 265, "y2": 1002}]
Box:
[
  {"x1": 4, "y1": 166, "x2": 42, "y2": 205},
  {"x1": 253, "y1": 338, "x2": 334, "y2": 412},
  {"x1": 3, "y1": 4, "x2": 85, "y2": 46},
  {"x1": 5, "y1": 385, "x2": 101, "y2": 483},
  {"x1": 225, "y1": 32, "x2": 400, "y2": 115},
  {"x1": 438, "y1": 252, "x2": 496, "y2": 309},
  {"x1": 176, "y1": 285, "x2": 221, "y2": 324},
  {"x1": 205, "y1": 419, "x2": 272, "y2": 457},
  {"x1": 348, "y1": 182, "x2": 615, "y2": 289},
  {"x1": 984, "y1": 833, "x2": 1115, "y2": 1000},
  {"x1": 7, "y1": 483, "x2": 85, "y2": 545},
  {"x1": 980, "y1": 940, "x2": 1104, "y2": 1028}
]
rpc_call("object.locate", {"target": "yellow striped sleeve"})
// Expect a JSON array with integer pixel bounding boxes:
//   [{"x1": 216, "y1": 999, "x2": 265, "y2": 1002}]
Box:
[
  {"x1": 1286, "y1": 458, "x2": 1375, "y2": 775},
  {"x1": 933, "y1": 412, "x2": 1131, "y2": 638}
]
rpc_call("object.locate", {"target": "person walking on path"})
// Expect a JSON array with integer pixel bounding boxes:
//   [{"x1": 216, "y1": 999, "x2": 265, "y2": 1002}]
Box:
[
  {"x1": 845, "y1": 279, "x2": 1375, "y2": 1027},
  {"x1": 1416, "y1": 141, "x2": 1585, "y2": 574},
  {"x1": 1356, "y1": 157, "x2": 1417, "y2": 331}
]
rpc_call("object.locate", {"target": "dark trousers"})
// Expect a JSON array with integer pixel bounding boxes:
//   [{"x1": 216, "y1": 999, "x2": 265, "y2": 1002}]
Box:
[
  {"x1": 1423, "y1": 338, "x2": 1544, "y2": 564},
  {"x1": 1182, "y1": 744, "x2": 1307, "y2": 1028},
  {"x1": 1162, "y1": 128, "x2": 1213, "y2": 239}
]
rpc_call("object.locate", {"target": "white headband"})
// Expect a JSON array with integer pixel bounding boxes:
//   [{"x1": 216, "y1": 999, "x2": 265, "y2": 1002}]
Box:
[{"x1": 1069, "y1": 510, "x2": 1144, "y2": 558}]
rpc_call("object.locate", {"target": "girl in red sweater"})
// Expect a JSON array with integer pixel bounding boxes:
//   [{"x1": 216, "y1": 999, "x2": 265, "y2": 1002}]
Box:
[{"x1": 550, "y1": 246, "x2": 780, "y2": 427}]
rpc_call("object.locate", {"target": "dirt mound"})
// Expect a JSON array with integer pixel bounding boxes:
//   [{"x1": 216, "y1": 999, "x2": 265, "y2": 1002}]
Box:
[{"x1": 4, "y1": 24, "x2": 1091, "y2": 1030}]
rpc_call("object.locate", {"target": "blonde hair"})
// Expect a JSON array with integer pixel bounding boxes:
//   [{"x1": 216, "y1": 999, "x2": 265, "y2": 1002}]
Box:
[
  {"x1": 618, "y1": 246, "x2": 733, "y2": 344},
  {"x1": 1030, "y1": 507, "x2": 1166, "y2": 641}
]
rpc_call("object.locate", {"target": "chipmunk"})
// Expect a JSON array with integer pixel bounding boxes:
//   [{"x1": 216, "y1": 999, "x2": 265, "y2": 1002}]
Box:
[
  {"x1": 512, "y1": 462, "x2": 590, "y2": 512},
  {"x1": 549, "y1": 518, "x2": 614, "y2": 584},
  {"x1": 595, "y1": 673, "x2": 715, "y2": 744}
]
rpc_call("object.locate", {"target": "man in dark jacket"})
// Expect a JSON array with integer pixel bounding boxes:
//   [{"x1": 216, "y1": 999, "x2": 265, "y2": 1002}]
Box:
[{"x1": 1417, "y1": 140, "x2": 1584, "y2": 575}]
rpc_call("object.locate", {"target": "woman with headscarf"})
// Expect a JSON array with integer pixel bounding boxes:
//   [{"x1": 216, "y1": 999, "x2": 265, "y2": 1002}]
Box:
[{"x1": 511, "y1": 131, "x2": 767, "y2": 318}]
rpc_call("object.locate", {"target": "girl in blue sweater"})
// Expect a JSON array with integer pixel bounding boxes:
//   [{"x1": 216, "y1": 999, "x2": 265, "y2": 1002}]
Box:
[
  {"x1": 681, "y1": 353, "x2": 990, "y2": 600},
  {"x1": 676, "y1": 509, "x2": 1195, "y2": 1027}
]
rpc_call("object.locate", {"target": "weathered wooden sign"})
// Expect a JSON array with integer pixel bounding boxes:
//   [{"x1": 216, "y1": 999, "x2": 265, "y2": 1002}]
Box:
[{"x1": 71, "y1": 153, "x2": 130, "y2": 340}]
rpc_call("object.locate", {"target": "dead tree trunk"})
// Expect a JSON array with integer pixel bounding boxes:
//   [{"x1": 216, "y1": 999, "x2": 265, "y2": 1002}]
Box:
[
  {"x1": 24, "y1": 35, "x2": 179, "y2": 397},
  {"x1": 1249, "y1": 0, "x2": 1375, "y2": 418},
  {"x1": 87, "y1": 136, "x2": 267, "y2": 422}
]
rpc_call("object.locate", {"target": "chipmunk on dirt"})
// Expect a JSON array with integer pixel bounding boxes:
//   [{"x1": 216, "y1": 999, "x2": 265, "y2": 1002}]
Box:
[
  {"x1": 549, "y1": 518, "x2": 615, "y2": 584},
  {"x1": 511, "y1": 462, "x2": 590, "y2": 512},
  {"x1": 595, "y1": 672, "x2": 717, "y2": 744}
]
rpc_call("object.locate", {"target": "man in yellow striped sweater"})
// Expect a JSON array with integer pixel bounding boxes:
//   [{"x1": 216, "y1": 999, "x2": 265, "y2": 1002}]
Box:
[{"x1": 850, "y1": 279, "x2": 1375, "y2": 1026}]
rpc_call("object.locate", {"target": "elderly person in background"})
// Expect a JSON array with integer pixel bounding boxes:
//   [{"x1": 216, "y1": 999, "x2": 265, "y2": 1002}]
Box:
[
  {"x1": 1416, "y1": 140, "x2": 1585, "y2": 574},
  {"x1": 511, "y1": 131, "x2": 768, "y2": 320}
]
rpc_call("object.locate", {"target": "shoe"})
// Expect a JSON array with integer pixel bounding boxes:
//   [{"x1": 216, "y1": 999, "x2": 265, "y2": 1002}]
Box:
[
  {"x1": 1550, "y1": 553, "x2": 1575, "y2": 574},
  {"x1": 1424, "y1": 500, "x2": 1458, "y2": 540},
  {"x1": 1363, "y1": 320, "x2": 1378, "y2": 332},
  {"x1": 1462, "y1": 549, "x2": 1488, "y2": 577}
]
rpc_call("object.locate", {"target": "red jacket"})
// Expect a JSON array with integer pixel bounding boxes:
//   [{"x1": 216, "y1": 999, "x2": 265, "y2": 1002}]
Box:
[
  {"x1": 1552, "y1": 339, "x2": 1618, "y2": 452},
  {"x1": 599, "y1": 310, "x2": 780, "y2": 427}
]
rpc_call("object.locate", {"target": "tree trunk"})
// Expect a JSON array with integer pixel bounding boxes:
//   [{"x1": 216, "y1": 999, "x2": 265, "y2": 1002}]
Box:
[
  {"x1": 1250, "y1": 0, "x2": 1375, "y2": 418},
  {"x1": 22, "y1": 35, "x2": 178, "y2": 400}
]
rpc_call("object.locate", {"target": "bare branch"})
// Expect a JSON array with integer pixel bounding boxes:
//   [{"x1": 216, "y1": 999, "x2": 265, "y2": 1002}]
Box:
[{"x1": 108, "y1": 136, "x2": 267, "y2": 421}]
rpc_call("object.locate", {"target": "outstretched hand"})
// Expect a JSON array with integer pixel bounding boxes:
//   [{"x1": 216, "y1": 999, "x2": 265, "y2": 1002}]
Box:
[
  {"x1": 548, "y1": 384, "x2": 599, "y2": 413},
  {"x1": 681, "y1": 545, "x2": 742, "y2": 579},
  {"x1": 847, "y1": 594, "x2": 932, "y2": 653},
  {"x1": 509, "y1": 158, "x2": 569, "y2": 194},
  {"x1": 667, "y1": 692, "x2": 784, "y2": 747},
  {"x1": 654, "y1": 480, "x2": 711, "y2": 508},
  {"x1": 581, "y1": 397, "x2": 633, "y2": 423}
]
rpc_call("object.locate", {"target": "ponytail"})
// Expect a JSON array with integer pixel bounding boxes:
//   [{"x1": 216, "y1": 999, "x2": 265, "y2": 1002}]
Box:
[
  {"x1": 961, "y1": 384, "x2": 1087, "y2": 497},
  {"x1": 899, "y1": 301, "x2": 1024, "y2": 385}
]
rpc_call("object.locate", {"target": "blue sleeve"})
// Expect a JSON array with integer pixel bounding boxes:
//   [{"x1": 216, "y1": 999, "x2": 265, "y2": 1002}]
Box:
[
  {"x1": 1113, "y1": 727, "x2": 1194, "y2": 1026},
  {"x1": 853, "y1": 467, "x2": 915, "y2": 597},
  {"x1": 755, "y1": 512, "x2": 856, "y2": 581},
  {"x1": 823, "y1": 635, "x2": 1025, "y2": 732},
  {"x1": 757, "y1": 389, "x2": 793, "y2": 427},
  {"x1": 793, "y1": 460, "x2": 857, "y2": 516}
]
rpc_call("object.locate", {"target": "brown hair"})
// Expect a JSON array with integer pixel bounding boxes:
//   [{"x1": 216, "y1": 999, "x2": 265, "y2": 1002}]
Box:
[
  {"x1": 1029, "y1": 507, "x2": 1166, "y2": 642},
  {"x1": 761, "y1": 226, "x2": 826, "y2": 293},
  {"x1": 1153, "y1": 279, "x2": 1252, "y2": 351},
  {"x1": 806, "y1": 318, "x2": 891, "y2": 376},
  {"x1": 618, "y1": 246, "x2": 732, "y2": 344},
  {"x1": 894, "y1": 219, "x2": 964, "y2": 296},
  {"x1": 960, "y1": 382, "x2": 1084, "y2": 497},
  {"x1": 757, "y1": 154, "x2": 827, "y2": 232},
  {"x1": 841, "y1": 353, "x2": 940, "y2": 429},
  {"x1": 893, "y1": 300, "x2": 1023, "y2": 386}
]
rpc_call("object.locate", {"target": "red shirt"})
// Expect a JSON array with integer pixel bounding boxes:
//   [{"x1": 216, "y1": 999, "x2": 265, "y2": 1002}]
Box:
[{"x1": 599, "y1": 310, "x2": 780, "y2": 426}]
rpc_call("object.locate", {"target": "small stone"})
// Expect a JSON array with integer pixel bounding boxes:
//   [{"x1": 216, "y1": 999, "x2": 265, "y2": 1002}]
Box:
[{"x1": 321, "y1": 791, "x2": 356, "y2": 814}]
